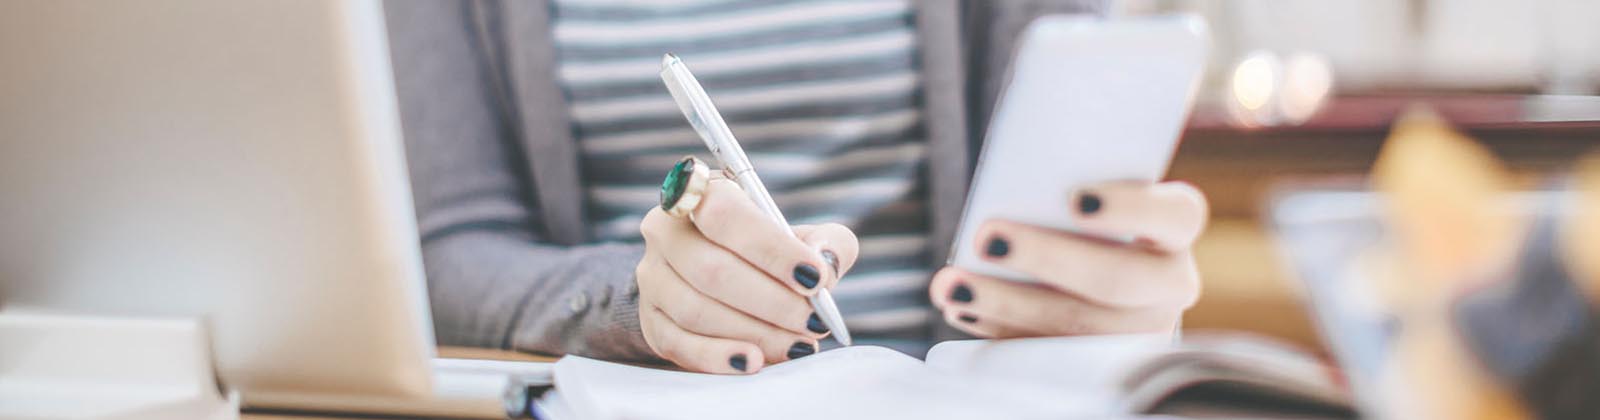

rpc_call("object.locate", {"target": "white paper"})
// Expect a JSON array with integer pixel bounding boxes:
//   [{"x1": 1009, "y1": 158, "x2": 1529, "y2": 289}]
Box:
[
  {"x1": 925, "y1": 334, "x2": 1174, "y2": 392},
  {"x1": 549, "y1": 336, "x2": 1183, "y2": 420},
  {"x1": 554, "y1": 345, "x2": 1122, "y2": 420}
]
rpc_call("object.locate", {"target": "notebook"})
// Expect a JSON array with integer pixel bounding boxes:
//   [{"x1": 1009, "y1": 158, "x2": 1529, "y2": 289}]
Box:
[{"x1": 535, "y1": 333, "x2": 1354, "y2": 420}]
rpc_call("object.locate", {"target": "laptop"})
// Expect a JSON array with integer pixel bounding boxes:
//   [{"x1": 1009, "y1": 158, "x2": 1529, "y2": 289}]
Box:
[{"x1": 0, "y1": 1, "x2": 545, "y2": 418}]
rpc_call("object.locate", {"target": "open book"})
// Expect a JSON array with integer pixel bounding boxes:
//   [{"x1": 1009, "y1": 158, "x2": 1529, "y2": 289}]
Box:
[{"x1": 536, "y1": 333, "x2": 1354, "y2": 420}]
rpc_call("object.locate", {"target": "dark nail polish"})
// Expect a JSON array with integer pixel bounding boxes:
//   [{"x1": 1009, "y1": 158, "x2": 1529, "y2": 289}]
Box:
[
  {"x1": 958, "y1": 314, "x2": 979, "y2": 324},
  {"x1": 820, "y1": 250, "x2": 841, "y2": 276},
  {"x1": 729, "y1": 354, "x2": 748, "y2": 372},
  {"x1": 806, "y1": 312, "x2": 830, "y2": 334},
  {"x1": 794, "y1": 263, "x2": 820, "y2": 289},
  {"x1": 985, "y1": 236, "x2": 1010, "y2": 258},
  {"x1": 1078, "y1": 191, "x2": 1103, "y2": 215},
  {"x1": 787, "y1": 342, "x2": 816, "y2": 360},
  {"x1": 950, "y1": 284, "x2": 974, "y2": 303}
]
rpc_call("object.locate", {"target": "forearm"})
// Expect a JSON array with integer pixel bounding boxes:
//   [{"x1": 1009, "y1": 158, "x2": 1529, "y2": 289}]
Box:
[{"x1": 423, "y1": 229, "x2": 658, "y2": 363}]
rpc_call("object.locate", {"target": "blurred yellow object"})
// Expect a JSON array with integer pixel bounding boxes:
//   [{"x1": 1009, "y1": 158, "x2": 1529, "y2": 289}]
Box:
[
  {"x1": 1370, "y1": 106, "x2": 1529, "y2": 420},
  {"x1": 1371, "y1": 106, "x2": 1522, "y2": 295},
  {"x1": 1566, "y1": 155, "x2": 1600, "y2": 303},
  {"x1": 1390, "y1": 312, "x2": 1526, "y2": 420}
]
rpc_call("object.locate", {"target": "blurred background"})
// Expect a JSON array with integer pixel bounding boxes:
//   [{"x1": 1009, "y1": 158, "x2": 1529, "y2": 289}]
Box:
[
  {"x1": 5, "y1": 1, "x2": 1597, "y2": 417},
  {"x1": 1115, "y1": 0, "x2": 1600, "y2": 351}
]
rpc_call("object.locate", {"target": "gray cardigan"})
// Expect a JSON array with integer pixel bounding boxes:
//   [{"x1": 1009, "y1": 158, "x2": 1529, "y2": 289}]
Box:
[{"x1": 383, "y1": 0, "x2": 1107, "y2": 362}]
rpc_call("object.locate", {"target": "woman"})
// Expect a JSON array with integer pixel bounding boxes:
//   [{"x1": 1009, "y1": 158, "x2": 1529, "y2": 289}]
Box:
[{"x1": 384, "y1": 0, "x2": 1206, "y2": 374}]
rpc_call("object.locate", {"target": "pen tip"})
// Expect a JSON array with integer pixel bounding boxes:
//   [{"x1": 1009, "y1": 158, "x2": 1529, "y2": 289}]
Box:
[
  {"x1": 811, "y1": 289, "x2": 853, "y2": 346},
  {"x1": 662, "y1": 53, "x2": 679, "y2": 68}
]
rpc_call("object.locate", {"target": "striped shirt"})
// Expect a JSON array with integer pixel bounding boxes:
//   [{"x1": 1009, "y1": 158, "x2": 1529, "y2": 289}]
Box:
[{"x1": 550, "y1": 0, "x2": 934, "y2": 351}]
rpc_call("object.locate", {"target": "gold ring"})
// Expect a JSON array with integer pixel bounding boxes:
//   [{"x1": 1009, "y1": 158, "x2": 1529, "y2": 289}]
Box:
[{"x1": 660, "y1": 156, "x2": 710, "y2": 218}]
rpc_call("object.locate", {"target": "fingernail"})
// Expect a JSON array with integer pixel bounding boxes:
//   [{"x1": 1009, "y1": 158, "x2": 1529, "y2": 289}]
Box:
[
  {"x1": 985, "y1": 236, "x2": 1010, "y2": 258},
  {"x1": 787, "y1": 342, "x2": 816, "y2": 360},
  {"x1": 958, "y1": 314, "x2": 979, "y2": 324},
  {"x1": 729, "y1": 354, "x2": 748, "y2": 372},
  {"x1": 1077, "y1": 191, "x2": 1103, "y2": 215},
  {"x1": 820, "y1": 250, "x2": 841, "y2": 276},
  {"x1": 806, "y1": 312, "x2": 830, "y2": 334},
  {"x1": 950, "y1": 283, "x2": 974, "y2": 303},
  {"x1": 794, "y1": 263, "x2": 820, "y2": 289}
]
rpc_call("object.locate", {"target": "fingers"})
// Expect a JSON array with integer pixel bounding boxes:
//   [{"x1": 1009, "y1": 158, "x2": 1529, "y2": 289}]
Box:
[
  {"x1": 793, "y1": 223, "x2": 860, "y2": 288},
  {"x1": 1069, "y1": 181, "x2": 1208, "y2": 252},
  {"x1": 641, "y1": 207, "x2": 823, "y2": 336},
  {"x1": 939, "y1": 307, "x2": 1038, "y2": 339},
  {"x1": 930, "y1": 180, "x2": 1206, "y2": 338},
  {"x1": 692, "y1": 178, "x2": 833, "y2": 296},
  {"x1": 643, "y1": 255, "x2": 820, "y2": 362},
  {"x1": 929, "y1": 267, "x2": 1184, "y2": 337},
  {"x1": 974, "y1": 219, "x2": 1200, "y2": 308},
  {"x1": 640, "y1": 306, "x2": 764, "y2": 374}
]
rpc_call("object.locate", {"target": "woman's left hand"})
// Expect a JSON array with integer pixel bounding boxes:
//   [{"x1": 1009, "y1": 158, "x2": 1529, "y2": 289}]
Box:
[{"x1": 929, "y1": 180, "x2": 1208, "y2": 337}]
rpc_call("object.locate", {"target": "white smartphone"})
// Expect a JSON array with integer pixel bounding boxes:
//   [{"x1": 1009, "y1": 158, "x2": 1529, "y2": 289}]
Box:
[{"x1": 949, "y1": 15, "x2": 1210, "y2": 281}]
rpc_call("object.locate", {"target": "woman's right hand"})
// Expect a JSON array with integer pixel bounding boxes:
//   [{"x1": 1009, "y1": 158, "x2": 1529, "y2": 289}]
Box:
[{"x1": 636, "y1": 176, "x2": 859, "y2": 374}]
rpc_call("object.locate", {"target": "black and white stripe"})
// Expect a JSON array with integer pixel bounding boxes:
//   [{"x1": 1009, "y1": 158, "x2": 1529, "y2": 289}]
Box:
[{"x1": 551, "y1": 0, "x2": 934, "y2": 340}]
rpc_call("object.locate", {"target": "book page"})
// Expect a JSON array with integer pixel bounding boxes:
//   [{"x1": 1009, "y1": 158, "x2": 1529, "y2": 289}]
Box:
[
  {"x1": 924, "y1": 334, "x2": 1352, "y2": 417},
  {"x1": 924, "y1": 334, "x2": 1175, "y2": 405},
  {"x1": 550, "y1": 345, "x2": 1112, "y2": 420}
]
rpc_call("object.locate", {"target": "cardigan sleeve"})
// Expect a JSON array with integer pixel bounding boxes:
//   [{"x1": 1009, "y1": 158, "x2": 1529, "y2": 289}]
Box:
[{"x1": 383, "y1": 0, "x2": 659, "y2": 363}]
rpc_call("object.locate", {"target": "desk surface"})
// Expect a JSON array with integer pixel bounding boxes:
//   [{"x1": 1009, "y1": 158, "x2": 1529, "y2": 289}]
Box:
[
  {"x1": 240, "y1": 346, "x2": 556, "y2": 420},
  {"x1": 434, "y1": 345, "x2": 558, "y2": 363}
]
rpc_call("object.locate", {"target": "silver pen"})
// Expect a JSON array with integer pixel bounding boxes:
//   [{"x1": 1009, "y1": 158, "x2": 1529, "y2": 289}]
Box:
[{"x1": 659, "y1": 53, "x2": 853, "y2": 346}]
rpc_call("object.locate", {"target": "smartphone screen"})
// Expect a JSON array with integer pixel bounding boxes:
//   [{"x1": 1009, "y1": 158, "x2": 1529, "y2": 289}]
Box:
[{"x1": 949, "y1": 15, "x2": 1210, "y2": 281}]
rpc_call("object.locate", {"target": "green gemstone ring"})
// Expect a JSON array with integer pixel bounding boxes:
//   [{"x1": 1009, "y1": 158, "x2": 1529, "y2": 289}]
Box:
[{"x1": 660, "y1": 156, "x2": 710, "y2": 218}]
